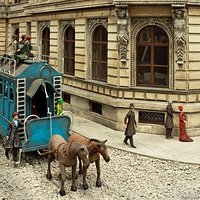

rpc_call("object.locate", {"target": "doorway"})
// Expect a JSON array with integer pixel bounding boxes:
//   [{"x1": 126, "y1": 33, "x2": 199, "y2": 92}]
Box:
[{"x1": 31, "y1": 85, "x2": 47, "y2": 118}]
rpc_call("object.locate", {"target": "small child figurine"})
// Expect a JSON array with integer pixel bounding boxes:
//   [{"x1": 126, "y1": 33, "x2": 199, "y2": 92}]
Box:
[
  {"x1": 123, "y1": 103, "x2": 137, "y2": 148},
  {"x1": 56, "y1": 98, "x2": 64, "y2": 116}
]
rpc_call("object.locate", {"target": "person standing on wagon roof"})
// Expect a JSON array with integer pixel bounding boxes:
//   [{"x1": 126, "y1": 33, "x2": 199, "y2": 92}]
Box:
[
  {"x1": 123, "y1": 103, "x2": 137, "y2": 148},
  {"x1": 5, "y1": 112, "x2": 23, "y2": 165}
]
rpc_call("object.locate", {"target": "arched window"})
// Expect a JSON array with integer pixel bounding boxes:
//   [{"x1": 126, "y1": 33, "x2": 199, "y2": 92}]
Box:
[
  {"x1": 136, "y1": 26, "x2": 169, "y2": 87},
  {"x1": 42, "y1": 27, "x2": 50, "y2": 61},
  {"x1": 64, "y1": 26, "x2": 75, "y2": 75},
  {"x1": 14, "y1": 28, "x2": 19, "y2": 41},
  {"x1": 92, "y1": 25, "x2": 107, "y2": 82}
]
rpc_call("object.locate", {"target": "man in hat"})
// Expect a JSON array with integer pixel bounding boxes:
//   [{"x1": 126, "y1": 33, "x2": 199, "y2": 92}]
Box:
[
  {"x1": 123, "y1": 103, "x2": 137, "y2": 148},
  {"x1": 5, "y1": 112, "x2": 23, "y2": 164},
  {"x1": 56, "y1": 98, "x2": 64, "y2": 116},
  {"x1": 165, "y1": 100, "x2": 174, "y2": 139}
]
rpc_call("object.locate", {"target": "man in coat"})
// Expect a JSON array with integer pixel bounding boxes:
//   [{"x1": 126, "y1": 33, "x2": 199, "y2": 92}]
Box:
[
  {"x1": 123, "y1": 103, "x2": 137, "y2": 148},
  {"x1": 5, "y1": 112, "x2": 23, "y2": 163},
  {"x1": 165, "y1": 100, "x2": 174, "y2": 139}
]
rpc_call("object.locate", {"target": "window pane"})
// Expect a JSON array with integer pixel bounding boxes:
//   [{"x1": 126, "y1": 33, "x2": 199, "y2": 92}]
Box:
[
  {"x1": 137, "y1": 46, "x2": 151, "y2": 64},
  {"x1": 64, "y1": 26, "x2": 75, "y2": 75},
  {"x1": 154, "y1": 27, "x2": 168, "y2": 43},
  {"x1": 154, "y1": 67, "x2": 168, "y2": 86},
  {"x1": 4, "y1": 81, "x2": 8, "y2": 97},
  {"x1": 92, "y1": 26, "x2": 107, "y2": 82},
  {"x1": 138, "y1": 27, "x2": 151, "y2": 43},
  {"x1": 137, "y1": 66, "x2": 151, "y2": 84},
  {"x1": 154, "y1": 47, "x2": 168, "y2": 65}
]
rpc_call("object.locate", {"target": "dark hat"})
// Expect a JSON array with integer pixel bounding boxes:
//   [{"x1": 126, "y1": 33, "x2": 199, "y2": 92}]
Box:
[
  {"x1": 12, "y1": 112, "x2": 19, "y2": 118},
  {"x1": 129, "y1": 103, "x2": 134, "y2": 109}
]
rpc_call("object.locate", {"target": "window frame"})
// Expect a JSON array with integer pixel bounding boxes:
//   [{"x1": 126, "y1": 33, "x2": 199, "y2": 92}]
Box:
[
  {"x1": 136, "y1": 25, "x2": 170, "y2": 88},
  {"x1": 92, "y1": 25, "x2": 108, "y2": 82},
  {"x1": 63, "y1": 26, "x2": 75, "y2": 75}
]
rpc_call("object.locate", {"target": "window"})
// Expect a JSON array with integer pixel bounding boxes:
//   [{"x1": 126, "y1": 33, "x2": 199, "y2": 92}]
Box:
[
  {"x1": 64, "y1": 26, "x2": 75, "y2": 75},
  {"x1": 0, "y1": 79, "x2": 2, "y2": 95},
  {"x1": 136, "y1": 26, "x2": 169, "y2": 87},
  {"x1": 92, "y1": 26, "x2": 108, "y2": 82},
  {"x1": 139, "y1": 111, "x2": 164, "y2": 125},
  {"x1": 10, "y1": 83, "x2": 14, "y2": 101},
  {"x1": 42, "y1": 27, "x2": 50, "y2": 61},
  {"x1": 14, "y1": 0, "x2": 21, "y2": 3},
  {"x1": 4, "y1": 81, "x2": 8, "y2": 97},
  {"x1": 62, "y1": 92, "x2": 71, "y2": 104},
  {"x1": 89, "y1": 101, "x2": 102, "y2": 115},
  {"x1": 26, "y1": 22, "x2": 31, "y2": 36}
]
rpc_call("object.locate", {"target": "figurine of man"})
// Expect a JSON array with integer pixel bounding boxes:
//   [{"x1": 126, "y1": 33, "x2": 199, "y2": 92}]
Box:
[
  {"x1": 5, "y1": 112, "x2": 23, "y2": 164},
  {"x1": 165, "y1": 100, "x2": 174, "y2": 139},
  {"x1": 56, "y1": 98, "x2": 64, "y2": 116},
  {"x1": 123, "y1": 103, "x2": 137, "y2": 148}
]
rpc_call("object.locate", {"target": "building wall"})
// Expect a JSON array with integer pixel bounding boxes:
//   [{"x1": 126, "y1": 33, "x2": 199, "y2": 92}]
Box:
[{"x1": 1, "y1": 1, "x2": 200, "y2": 136}]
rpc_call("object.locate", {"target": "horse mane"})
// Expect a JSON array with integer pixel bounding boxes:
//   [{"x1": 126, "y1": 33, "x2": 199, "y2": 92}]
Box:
[{"x1": 90, "y1": 138, "x2": 100, "y2": 143}]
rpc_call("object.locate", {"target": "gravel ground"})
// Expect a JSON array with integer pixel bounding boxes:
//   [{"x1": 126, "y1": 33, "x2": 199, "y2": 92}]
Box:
[{"x1": 0, "y1": 144, "x2": 200, "y2": 200}]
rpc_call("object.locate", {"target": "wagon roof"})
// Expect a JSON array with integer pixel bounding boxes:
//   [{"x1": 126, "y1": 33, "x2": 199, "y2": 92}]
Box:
[{"x1": 15, "y1": 60, "x2": 62, "y2": 78}]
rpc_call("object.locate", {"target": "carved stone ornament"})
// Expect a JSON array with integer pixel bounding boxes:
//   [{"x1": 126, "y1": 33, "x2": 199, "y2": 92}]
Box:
[
  {"x1": 88, "y1": 18, "x2": 108, "y2": 32},
  {"x1": 39, "y1": 21, "x2": 50, "y2": 31},
  {"x1": 60, "y1": 20, "x2": 75, "y2": 30},
  {"x1": 172, "y1": 7, "x2": 186, "y2": 67},
  {"x1": 115, "y1": 4, "x2": 129, "y2": 66}
]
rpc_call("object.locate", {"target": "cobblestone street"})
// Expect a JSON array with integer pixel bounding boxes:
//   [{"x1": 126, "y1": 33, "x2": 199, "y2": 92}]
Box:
[{"x1": 0, "y1": 144, "x2": 200, "y2": 200}]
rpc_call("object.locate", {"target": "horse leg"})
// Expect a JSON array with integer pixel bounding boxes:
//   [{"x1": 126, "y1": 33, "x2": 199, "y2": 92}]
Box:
[
  {"x1": 46, "y1": 153, "x2": 53, "y2": 180},
  {"x1": 95, "y1": 158, "x2": 102, "y2": 187},
  {"x1": 78, "y1": 157, "x2": 83, "y2": 174},
  {"x1": 59, "y1": 163, "x2": 66, "y2": 196},
  {"x1": 82, "y1": 164, "x2": 89, "y2": 190},
  {"x1": 71, "y1": 164, "x2": 77, "y2": 191}
]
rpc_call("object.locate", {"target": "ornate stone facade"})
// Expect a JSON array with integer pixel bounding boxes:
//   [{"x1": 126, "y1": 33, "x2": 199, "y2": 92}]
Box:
[{"x1": 0, "y1": 1, "x2": 200, "y2": 136}]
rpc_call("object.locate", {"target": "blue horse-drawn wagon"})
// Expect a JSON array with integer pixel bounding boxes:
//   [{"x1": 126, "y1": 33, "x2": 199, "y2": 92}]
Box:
[{"x1": 0, "y1": 57, "x2": 71, "y2": 155}]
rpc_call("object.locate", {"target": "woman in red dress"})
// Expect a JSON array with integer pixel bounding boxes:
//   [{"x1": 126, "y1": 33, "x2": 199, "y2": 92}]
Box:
[{"x1": 178, "y1": 105, "x2": 193, "y2": 142}]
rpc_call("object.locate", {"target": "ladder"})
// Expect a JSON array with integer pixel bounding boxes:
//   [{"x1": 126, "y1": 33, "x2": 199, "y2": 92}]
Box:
[
  {"x1": 53, "y1": 76, "x2": 62, "y2": 115},
  {"x1": 16, "y1": 78, "x2": 26, "y2": 141}
]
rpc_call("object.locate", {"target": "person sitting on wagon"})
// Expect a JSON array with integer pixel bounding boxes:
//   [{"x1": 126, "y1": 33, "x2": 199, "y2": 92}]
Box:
[
  {"x1": 56, "y1": 98, "x2": 64, "y2": 116},
  {"x1": 1, "y1": 35, "x2": 19, "y2": 64},
  {"x1": 16, "y1": 35, "x2": 31, "y2": 66},
  {"x1": 5, "y1": 112, "x2": 23, "y2": 165}
]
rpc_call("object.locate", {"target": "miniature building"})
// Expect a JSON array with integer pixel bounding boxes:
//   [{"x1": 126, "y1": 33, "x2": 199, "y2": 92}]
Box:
[{"x1": 0, "y1": 0, "x2": 200, "y2": 136}]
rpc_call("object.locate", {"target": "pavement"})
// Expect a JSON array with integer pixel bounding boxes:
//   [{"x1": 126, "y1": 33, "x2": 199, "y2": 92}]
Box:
[{"x1": 71, "y1": 114, "x2": 200, "y2": 165}]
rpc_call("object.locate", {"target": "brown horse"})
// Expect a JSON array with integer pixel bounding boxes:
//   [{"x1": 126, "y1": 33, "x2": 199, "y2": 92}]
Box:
[
  {"x1": 46, "y1": 134, "x2": 90, "y2": 196},
  {"x1": 68, "y1": 133, "x2": 110, "y2": 187}
]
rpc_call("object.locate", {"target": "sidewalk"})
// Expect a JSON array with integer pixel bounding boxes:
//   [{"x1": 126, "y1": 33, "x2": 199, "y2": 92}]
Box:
[{"x1": 71, "y1": 114, "x2": 200, "y2": 165}]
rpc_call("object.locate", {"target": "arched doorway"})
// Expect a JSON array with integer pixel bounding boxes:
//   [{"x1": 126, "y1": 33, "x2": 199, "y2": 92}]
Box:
[{"x1": 42, "y1": 27, "x2": 50, "y2": 61}]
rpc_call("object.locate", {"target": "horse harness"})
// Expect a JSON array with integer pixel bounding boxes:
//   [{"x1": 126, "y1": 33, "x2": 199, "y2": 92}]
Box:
[{"x1": 56, "y1": 141, "x2": 74, "y2": 159}]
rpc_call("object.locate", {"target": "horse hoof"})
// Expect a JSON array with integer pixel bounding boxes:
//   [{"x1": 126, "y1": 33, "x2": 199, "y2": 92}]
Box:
[
  {"x1": 59, "y1": 190, "x2": 65, "y2": 196},
  {"x1": 96, "y1": 180, "x2": 102, "y2": 187},
  {"x1": 71, "y1": 185, "x2": 77, "y2": 192},
  {"x1": 83, "y1": 184, "x2": 89, "y2": 190},
  {"x1": 46, "y1": 174, "x2": 52, "y2": 180}
]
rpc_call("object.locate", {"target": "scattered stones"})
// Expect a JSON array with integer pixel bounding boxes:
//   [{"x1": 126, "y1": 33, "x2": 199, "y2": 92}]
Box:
[{"x1": 0, "y1": 146, "x2": 200, "y2": 200}]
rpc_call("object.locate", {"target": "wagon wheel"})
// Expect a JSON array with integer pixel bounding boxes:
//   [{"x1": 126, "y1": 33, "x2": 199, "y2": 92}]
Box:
[{"x1": 24, "y1": 115, "x2": 40, "y2": 142}]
